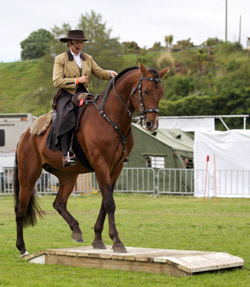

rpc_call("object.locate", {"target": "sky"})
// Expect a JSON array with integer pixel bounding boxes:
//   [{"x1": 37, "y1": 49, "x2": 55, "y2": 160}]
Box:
[{"x1": 1, "y1": 0, "x2": 250, "y2": 62}]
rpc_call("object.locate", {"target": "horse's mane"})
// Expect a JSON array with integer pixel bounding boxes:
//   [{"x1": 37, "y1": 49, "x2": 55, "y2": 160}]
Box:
[
  {"x1": 98, "y1": 66, "x2": 159, "y2": 101},
  {"x1": 115, "y1": 66, "x2": 160, "y2": 83},
  {"x1": 114, "y1": 66, "x2": 139, "y2": 83},
  {"x1": 147, "y1": 67, "x2": 160, "y2": 78}
]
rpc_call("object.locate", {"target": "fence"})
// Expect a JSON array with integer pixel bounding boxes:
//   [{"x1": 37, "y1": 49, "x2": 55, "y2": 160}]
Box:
[
  {"x1": 0, "y1": 167, "x2": 210, "y2": 196},
  {"x1": 157, "y1": 168, "x2": 209, "y2": 195},
  {"x1": 103, "y1": 168, "x2": 156, "y2": 194},
  {"x1": 1, "y1": 166, "x2": 250, "y2": 198},
  {"x1": 213, "y1": 170, "x2": 250, "y2": 198}
]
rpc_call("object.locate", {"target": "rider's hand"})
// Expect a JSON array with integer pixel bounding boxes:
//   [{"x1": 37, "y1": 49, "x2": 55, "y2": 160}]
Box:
[
  {"x1": 108, "y1": 70, "x2": 118, "y2": 78},
  {"x1": 77, "y1": 75, "x2": 89, "y2": 84}
]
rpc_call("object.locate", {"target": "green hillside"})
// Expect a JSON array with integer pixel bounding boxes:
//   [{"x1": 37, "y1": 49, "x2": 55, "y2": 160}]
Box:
[
  {"x1": 1, "y1": 43, "x2": 250, "y2": 129},
  {"x1": 0, "y1": 60, "x2": 43, "y2": 114}
]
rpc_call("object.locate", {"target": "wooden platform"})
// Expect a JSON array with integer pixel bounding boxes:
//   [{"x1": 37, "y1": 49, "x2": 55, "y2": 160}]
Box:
[{"x1": 25, "y1": 246, "x2": 244, "y2": 276}]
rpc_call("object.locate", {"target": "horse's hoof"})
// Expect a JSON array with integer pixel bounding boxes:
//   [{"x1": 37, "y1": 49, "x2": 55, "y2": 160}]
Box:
[
  {"x1": 92, "y1": 240, "x2": 107, "y2": 250},
  {"x1": 71, "y1": 232, "x2": 83, "y2": 243},
  {"x1": 112, "y1": 243, "x2": 127, "y2": 253},
  {"x1": 20, "y1": 251, "x2": 29, "y2": 258}
]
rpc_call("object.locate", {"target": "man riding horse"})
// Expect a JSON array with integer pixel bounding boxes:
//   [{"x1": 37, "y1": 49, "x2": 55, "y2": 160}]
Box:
[{"x1": 47, "y1": 30, "x2": 117, "y2": 167}]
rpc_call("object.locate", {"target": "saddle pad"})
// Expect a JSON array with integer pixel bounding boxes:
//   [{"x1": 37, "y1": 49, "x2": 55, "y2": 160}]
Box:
[{"x1": 30, "y1": 111, "x2": 52, "y2": 136}]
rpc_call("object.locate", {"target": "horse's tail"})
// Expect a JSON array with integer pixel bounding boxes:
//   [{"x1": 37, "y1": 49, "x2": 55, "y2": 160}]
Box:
[{"x1": 14, "y1": 150, "x2": 43, "y2": 227}]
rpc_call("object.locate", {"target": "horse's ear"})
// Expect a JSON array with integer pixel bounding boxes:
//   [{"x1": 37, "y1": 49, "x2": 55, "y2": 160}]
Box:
[
  {"x1": 159, "y1": 67, "x2": 170, "y2": 79},
  {"x1": 138, "y1": 61, "x2": 148, "y2": 76}
]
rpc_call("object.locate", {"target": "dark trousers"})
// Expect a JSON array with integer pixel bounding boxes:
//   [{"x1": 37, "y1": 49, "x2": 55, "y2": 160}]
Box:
[
  {"x1": 47, "y1": 86, "x2": 87, "y2": 154},
  {"x1": 60, "y1": 129, "x2": 74, "y2": 156}
]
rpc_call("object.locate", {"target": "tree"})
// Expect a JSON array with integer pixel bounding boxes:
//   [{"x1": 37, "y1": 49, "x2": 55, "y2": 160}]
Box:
[
  {"x1": 164, "y1": 35, "x2": 173, "y2": 50},
  {"x1": 20, "y1": 29, "x2": 54, "y2": 60},
  {"x1": 149, "y1": 42, "x2": 163, "y2": 51},
  {"x1": 174, "y1": 38, "x2": 194, "y2": 50},
  {"x1": 164, "y1": 75, "x2": 195, "y2": 100},
  {"x1": 122, "y1": 41, "x2": 141, "y2": 54},
  {"x1": 205, "y1": 37, "x2": 223, "y2": 56}
]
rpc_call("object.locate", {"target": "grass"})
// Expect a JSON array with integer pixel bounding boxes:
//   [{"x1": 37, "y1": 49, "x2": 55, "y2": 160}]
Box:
[
  {"x1": 0, "y1": 60, "x2": 41, "y2": 113},
  {"x1": 0, "y1": 194, "x2": 249, "y2": 286}
]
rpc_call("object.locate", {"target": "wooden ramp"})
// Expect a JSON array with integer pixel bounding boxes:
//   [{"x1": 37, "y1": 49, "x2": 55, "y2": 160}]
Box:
[{"x1": 25, "y1": 246, "x2": 244, "y2": 276}]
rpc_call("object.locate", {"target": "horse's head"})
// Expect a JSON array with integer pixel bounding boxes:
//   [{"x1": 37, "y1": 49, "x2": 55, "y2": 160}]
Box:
[{"x1": 131, "y1": 62, "x2": 169, "y2": 131}]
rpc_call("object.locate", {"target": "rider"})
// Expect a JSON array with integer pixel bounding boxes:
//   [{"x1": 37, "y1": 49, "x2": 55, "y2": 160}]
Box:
[{"x1": 48, "y1": 30, "x2": 117, "y2": 167}]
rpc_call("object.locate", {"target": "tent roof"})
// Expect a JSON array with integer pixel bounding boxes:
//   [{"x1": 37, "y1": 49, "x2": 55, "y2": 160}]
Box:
[{"x1": 132, "y1": 124, "x2": 193, "y2": 152}]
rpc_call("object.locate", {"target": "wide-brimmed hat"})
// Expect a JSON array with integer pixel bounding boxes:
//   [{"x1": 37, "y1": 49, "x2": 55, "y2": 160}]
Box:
[{"x1": 60, "y1": 30, "x2": 89, "y2": 42}]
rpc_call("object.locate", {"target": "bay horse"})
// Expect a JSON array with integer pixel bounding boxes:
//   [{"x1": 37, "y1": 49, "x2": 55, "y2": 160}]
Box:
[{"x1": 14, "y1": 62, "x2": 169, "y2": 257}]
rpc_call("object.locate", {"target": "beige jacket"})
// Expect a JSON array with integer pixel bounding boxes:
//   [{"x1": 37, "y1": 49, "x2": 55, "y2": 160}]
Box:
[{"x1": 53, "y1": 50, "x2": 111, "y2": 94}]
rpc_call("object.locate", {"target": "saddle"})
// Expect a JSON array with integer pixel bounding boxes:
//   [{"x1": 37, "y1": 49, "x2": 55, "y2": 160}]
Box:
[{"x1": 30, "y1": 92, "x2": 96, "y2": 136}]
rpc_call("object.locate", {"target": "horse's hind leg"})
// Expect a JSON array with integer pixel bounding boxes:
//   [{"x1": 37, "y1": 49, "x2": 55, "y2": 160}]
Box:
[
  {"x1": 15, "y1": 163, "x2": 42, "y2": 256},
  {"x1": 53, "y1": 174, "x2": 83, "y2": 242}
]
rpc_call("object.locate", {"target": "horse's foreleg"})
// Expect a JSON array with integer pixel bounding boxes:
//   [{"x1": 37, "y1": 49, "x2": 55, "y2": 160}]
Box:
[
  {"x1": 94, "y1": 164, "x2": 127, "y2": 252},
  {"x1": 92, "y1": 200, "x2": 107, "y2": 249},
  {"x1": 100, "y1": 184, "x2": 127, "y2": 253},
  {"x1": 53, "y1": 175, "x2": 83, "y2": 242}
]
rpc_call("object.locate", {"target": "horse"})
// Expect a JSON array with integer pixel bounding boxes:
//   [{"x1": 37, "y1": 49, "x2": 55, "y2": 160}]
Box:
[{"x1": 14, "y1": 62, "x2": 169, "y2": 257}]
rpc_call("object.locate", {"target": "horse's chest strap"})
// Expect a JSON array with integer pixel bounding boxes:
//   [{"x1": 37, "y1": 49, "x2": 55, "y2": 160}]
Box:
[
  {"x1": 95, "y1": 105, "x2": 131, "y2": 156},
  {"x1": 98, "y1": 107, "x2": 130, "y2": 143}
]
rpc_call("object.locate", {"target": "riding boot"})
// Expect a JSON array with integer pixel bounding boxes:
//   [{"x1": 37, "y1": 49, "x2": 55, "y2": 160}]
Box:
[{"x1": 61, "y1": 131, "x2": 77, "y2": 167}]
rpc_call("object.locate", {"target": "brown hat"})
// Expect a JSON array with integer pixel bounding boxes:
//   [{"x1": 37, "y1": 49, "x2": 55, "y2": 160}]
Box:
[{"x1": 60, "y1": 30, "x2": 89, "y2": 42}]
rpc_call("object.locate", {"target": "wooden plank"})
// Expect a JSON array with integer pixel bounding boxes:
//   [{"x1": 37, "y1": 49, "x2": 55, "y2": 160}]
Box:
[
  {"x1": 25, "y1": 246, "x2": 244, "y2": 276},
  {"x1": 44, "y1": 254, "x2": 187, "y2": 276}
]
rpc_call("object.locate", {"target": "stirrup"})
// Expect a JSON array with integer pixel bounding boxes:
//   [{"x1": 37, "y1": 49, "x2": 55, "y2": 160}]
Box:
[{"x1": 63, "y1": 152, "x2": 77, "y2": 167}]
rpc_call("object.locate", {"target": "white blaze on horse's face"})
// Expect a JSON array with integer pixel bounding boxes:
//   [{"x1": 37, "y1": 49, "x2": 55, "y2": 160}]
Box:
[
  {"x1": 138, "y1": 63, "x2": 170, "y2": 132},
  {"x1": 142, "y1": 101, "x2": 160, "y2": 132}
]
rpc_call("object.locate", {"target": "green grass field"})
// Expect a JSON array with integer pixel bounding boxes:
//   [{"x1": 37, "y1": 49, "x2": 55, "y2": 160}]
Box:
[{"x1": 0, "y1": 194, "x2": 249, "y2": 287}]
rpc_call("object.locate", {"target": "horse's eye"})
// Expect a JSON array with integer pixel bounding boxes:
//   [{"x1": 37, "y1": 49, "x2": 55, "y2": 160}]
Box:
[{"x1": 144, "y1": 89, "x2": 149, "y2": 95}]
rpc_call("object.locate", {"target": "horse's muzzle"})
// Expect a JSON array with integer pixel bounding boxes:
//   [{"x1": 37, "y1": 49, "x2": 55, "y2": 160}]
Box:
[
  {"x1": 143, "y1": 115, "x2": 158, "y2": 132},
  {"x1": 145, "y1": 120, "x2": 155, "y2": 131}
]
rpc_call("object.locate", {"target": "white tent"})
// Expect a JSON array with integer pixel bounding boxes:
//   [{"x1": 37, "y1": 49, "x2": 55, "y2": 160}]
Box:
[
  {"x1": 194, "y1": 130, "x2": 250, "y2": 198},
  {"x1": 159, "y1": 117, "x2": 215, "y2": 131}
]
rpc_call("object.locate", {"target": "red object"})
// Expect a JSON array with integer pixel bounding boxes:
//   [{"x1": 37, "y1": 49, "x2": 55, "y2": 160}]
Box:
[
  {"x1": 79, "y1": 98, "x2": 84, "y2": 107},
  {"x1": 204, "y1": 155, "x2": 209, "y2": 203}
]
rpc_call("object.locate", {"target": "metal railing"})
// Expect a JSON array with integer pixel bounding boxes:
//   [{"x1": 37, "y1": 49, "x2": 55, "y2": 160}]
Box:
[
  {"x1": 214, "y1": 170, "x2": 250, "y2": 197},
  {"x1": 0, "y1": 168, "x2": 94, "y2": 195},
  {"x1": 157, "y1": 168, "x2": 208, "y2": 195},
  {"x1": 2, "y1": 167, "x2": 250, "y2": 197},
  {"x1": 0, "y1": 167, "x2": 210, "y2": 196},
  {"x1": 93, "y1": 168, "x2": 156, "y2": 194},
  {"x1": 0, "y1": 168, "x2": 15, "y2": 195}
]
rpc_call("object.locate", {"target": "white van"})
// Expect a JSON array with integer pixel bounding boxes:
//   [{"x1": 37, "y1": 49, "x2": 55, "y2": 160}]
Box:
[{"x1": 0, "y1": 113, "x2": 36, "y2": 153}]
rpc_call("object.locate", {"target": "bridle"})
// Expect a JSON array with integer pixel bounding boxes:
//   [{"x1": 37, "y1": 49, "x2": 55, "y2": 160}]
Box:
[
  {"x1": 112, "y1": 71, "x2": 162, "y2": 125},
  {"x1": 130, "y1": 74, "x2": 161, "y2": 125}
]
